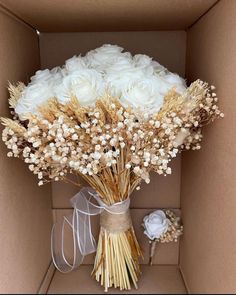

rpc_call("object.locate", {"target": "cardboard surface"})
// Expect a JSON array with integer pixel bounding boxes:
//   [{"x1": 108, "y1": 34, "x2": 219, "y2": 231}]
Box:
[
  {"x1": 53, "y1": 209, "x2": 181, "y2": 265},
  {"x1": 0, "y1": 8, "x2": 53, "y2": 294},
  {"x1": 38, "y1": 262, "x2": 55, "y2": 294},
  {"x1": 180, "y1": 0, "x2": 236, "y2": 293},
  {"x1": 47, "y1": 265, "x2": 187, "y2": 294},
  {"x1": 0, "y1": 0, "x2": 217, "y2": 32},
  {"x1": 0, "y1": 0, "x2": 235, "y2": 293}
]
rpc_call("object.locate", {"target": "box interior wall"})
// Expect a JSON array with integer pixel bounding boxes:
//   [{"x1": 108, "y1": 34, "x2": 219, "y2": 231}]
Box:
[{"x1": 0, "y1": 0, "x2": 235, "y2": 293}]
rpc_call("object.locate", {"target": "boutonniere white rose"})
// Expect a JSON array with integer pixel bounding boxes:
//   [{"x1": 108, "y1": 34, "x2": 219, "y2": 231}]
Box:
[
  {"x1": 143, "y1": 210, "x2": 170, "y2": 240},
  {"x1": 143, "y1": 210, "x2": 183, "y2": 265}
]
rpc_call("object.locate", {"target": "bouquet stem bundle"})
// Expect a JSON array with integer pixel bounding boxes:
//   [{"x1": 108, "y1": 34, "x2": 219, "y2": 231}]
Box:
[
  {"x1": 93, "y1": 226, "x2": 142, "y2": 291},
  {"x1": 79, "y1": 150, "x2": 143, "y2": 291}
]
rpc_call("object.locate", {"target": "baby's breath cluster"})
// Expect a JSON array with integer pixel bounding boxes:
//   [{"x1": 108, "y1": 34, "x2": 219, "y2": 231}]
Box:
[
  {"x1": 1, "y1": 79, "x2": 223, "y2": 196},
  {"x1": 156, "y1": 210, "x2": 183, "y2": 243}
]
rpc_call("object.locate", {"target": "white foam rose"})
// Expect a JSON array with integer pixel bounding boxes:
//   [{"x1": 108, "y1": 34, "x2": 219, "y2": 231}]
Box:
[
  {"x1": 164, "y1": 73, "x2": 186, "y2": 94},
  {"x1": 15, "y1": 68, "x2": 65, "y2": 118},
  {"x1": 65, "y1": 55, "x2": 87, "y2": 73},
  {"x1": 30, "y1": 69, "x2": 53, "y2": 84},
  {"x1": 120, "y1": 76, "x2": 166, "y2": 114},
  {"x1": 15, "y1": 82, "x2": 54, "y2": 119},
  {"x1": 105, "y1": 57, "x2": 142, "y2": 97},
  {"x1": 86, "y1": 44, "x2": 131, "y2": 72},
  {"x1": 50, "y1": 66, "x2": 65, "y2": 92},
  {"x1": 106, "y1": 55, "x2": 134, "y2": 73},
  {"x1": 55, "y1": 69, "x2": 105, "y2": 106},
  {"x1": 51, "y1": 66, "x2": 65, "y2": 77},
  {"x1": 133, "y1": 54, "x2": 154, "y2": 76},
  {"x1": 143, "y1": 210, "x2": 170, "y2": 240},
  {"x1": 31, "y1": 67, "x2": 64, "y2": 88},
  {"x1": 151, "y1": 60, "x2": 168, "y2": 76},
  {"x1": 14, "y1": 44, "x2": 188, "y2": 117}
]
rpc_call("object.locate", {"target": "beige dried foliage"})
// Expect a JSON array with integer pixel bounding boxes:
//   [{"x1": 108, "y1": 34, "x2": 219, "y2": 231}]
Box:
[
  {"x1": 94, "y1": 104, "x2": 106, "y2": 125},
  {"x1": 38, "y1": 103, "x2": 56, "y2": 122},
  {"x1": 156, "y1": 87, "x2": 184, "y2": 120},
  {"x1": 64, "y1": 95, "x2": 88, "y2": 122},
  {"x1": 8, "y1": 82, "x2": 25, "y2": 109},
  {"x1": 1, "y1": 117, "x2": 26, "y2": 135},
  {"x1": 96, "y1": 96, "x2": 122, "y2": 123}
]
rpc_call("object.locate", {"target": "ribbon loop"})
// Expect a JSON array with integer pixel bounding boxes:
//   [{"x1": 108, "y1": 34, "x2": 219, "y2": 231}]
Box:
[{"x1": 51, "y1": 187, "x2": 130, "y2": 273}]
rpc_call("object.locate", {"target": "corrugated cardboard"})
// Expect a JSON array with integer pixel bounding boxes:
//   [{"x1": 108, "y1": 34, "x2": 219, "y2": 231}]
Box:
[
  {"x1": 0, "y1": 0, "x2": 235, "y2": 293},
  {"x1": 0, "y1": 0, "x2": 217, "y2": 32},
  {"x1": 0, "y1": 7, "x2": 53, "y2": 294},
  {"x1": 48, "y1": 265, "x2": 187, "y2": 294},
  {"x1": 180, "y1": 0, "x2": 236, "y2": 293}
]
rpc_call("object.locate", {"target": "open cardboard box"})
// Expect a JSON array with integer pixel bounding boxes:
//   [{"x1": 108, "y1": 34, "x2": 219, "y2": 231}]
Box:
[{"x1": 0, "y1": 0, "x2": 235, "y2": 293}]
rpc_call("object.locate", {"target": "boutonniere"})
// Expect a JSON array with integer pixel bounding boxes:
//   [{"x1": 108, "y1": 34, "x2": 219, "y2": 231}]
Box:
[{"x1": 143, "y1": 210, "x2": 183, "y2": 265}]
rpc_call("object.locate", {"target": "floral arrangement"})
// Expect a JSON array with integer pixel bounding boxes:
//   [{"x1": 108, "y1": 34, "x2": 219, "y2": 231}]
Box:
[
  {"x1": 143, "y1": 210, "x2": 183, "y2": 265},
  {"x1": 1, "y1": 44, "x2": 223, "y2": 292}
]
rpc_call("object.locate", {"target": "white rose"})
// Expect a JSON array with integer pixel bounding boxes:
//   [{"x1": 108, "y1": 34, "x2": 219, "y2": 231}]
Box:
[
  {"x1": 133, "y1": 54, "x2": 154, "y2": 76},
  {"x1": 51, "y1": 66, "x2": 66, "y2": 78},
  {"x1": 86, "y1": 44, "x2": 131, "y2": 72},
  {"x1": 65, "y1": 55, "x2": 87, "y2": 73},
  {"x1": 14, "y1": 44, "x2": 188, "y2": 117},
  {"x1": 106, "y1": 56, "x2": 134, "y2": 73},
  {"x1": 105, "y1": 58, "x2": 142, "y2": 97},
  {"x1": 15, "y1": 82, "x2": 53, "y2": 118},
  {"x1": 31, "y1": 67, "x2": 64, "y2": 89},
  {"x1": 143, "y1": 210, "x2": 170, "y2": 240},
  {"x1": 151, "y1": 60, "x2": 168, "y2": 76},
  {"x1": 30, "y1": 69, "x2": 53, "y2": 84},
  {"x1": 120, "y1": 76, "x2": 166, "y2": 114},
  {"x1": 163, "y1": 73, "x2": 186, "y2": 94},
  {"x1": 15, "y1": 68, "x2": 65, "y2": 118},
  {"x1": 50, "y1": 67, "x2": 65, "y2": 95},
  {"x1": 55, "y1": 69, "x2": 105, "y2": 106}
]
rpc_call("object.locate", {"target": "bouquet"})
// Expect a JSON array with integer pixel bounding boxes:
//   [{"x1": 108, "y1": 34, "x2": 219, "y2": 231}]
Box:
[{"x1": 1, "y1": 44, "x2": 223, "y2": 291}]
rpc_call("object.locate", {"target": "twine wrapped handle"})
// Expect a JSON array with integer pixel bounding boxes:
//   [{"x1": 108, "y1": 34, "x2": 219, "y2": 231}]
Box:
[
  {"x1": 51, "y1": 187, "x2": 130, "y2": 273},
  {"x1": 149, "y1": 240, "x2": 158, "y2": 265}
]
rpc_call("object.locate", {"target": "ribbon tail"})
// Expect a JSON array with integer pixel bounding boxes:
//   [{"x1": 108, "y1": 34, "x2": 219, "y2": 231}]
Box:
[
  {"x1": 51, "y1": 208, "x2": 97, "y2": 273},
  {"x1": 51, "y1": 187, "x2": 108, "y2": 273},
  {"x1": 74, "y1": 208, "x2": 97, "y2": 256}
]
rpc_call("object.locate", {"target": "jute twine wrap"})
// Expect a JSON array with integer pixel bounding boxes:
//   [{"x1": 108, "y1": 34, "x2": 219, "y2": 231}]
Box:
[{"x1": 100, "y1": 209, "x2": 132, "y2": 233}]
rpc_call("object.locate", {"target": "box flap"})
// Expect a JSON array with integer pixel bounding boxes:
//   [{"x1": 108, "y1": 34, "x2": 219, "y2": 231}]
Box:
[{"x1": 0, "y1": 0, "x2": 217, "y2": 32}]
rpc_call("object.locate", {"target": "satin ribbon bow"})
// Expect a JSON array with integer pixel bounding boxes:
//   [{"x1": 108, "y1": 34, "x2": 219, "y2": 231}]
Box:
[{"x1": 51, "y1": 187, "x2": 130, "y2": 273}]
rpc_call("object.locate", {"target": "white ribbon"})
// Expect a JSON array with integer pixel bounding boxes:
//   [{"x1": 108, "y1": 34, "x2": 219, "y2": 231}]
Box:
[{"x1": 51, "y1": 187, "x2": 130, "y2": 273}]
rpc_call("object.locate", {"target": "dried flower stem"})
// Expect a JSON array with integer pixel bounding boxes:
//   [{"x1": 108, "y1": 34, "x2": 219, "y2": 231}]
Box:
[{"x1": 92, "y1": 227, "x2": 142, "y2": 292}]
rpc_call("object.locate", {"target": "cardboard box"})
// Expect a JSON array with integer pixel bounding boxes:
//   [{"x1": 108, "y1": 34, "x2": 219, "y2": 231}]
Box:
[{"x1": 0, "y1": 0, "x2": 235, "y2": 293}]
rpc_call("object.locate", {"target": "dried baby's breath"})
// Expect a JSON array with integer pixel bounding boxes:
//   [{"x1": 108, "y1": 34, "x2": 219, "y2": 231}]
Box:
[
  {"x1": 156, "y1": 210, "x2": 183, "y2": 243},
  {"x1": 1, "y1": 80, "x2": 223, "y2": 196},
  {"x1": 1, "y1": 79, "x2": 223, "y2": 291}
]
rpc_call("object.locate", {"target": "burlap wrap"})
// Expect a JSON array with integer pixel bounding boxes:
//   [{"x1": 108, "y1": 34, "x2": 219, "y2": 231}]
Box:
[{"x1": 100, "y1": 208, "x2": 132, "y2": 233}]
